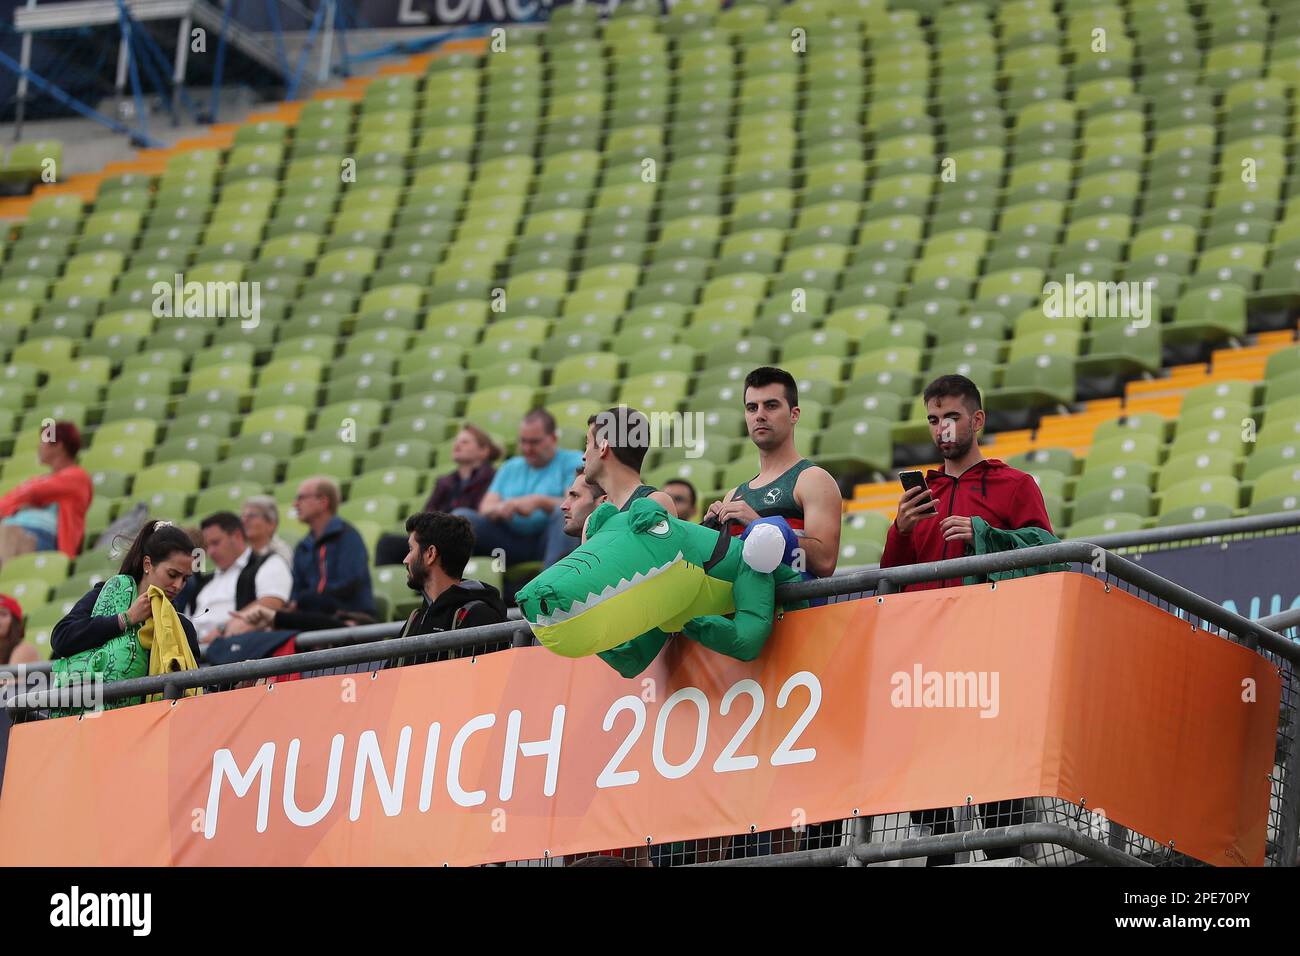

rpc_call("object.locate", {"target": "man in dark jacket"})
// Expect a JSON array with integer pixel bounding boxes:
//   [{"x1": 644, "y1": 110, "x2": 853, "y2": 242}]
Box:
[
  {"x1": 399, "y1": 511, "x2": 507, "y2": 637},
  {"x1": 290, "y1": 477, "x2": 375, "y2": 617},
  {"x1": 881, "y1": 374, "x2": 1053, "y2": 591}
]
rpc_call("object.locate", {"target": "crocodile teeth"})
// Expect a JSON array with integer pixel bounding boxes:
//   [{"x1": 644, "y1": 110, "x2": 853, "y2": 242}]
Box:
[{"x1": 534, "y1": 552, "x2": 683, "y2": 628}]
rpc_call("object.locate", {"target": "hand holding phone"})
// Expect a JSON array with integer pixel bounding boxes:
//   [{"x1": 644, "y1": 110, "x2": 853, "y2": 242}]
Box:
[{"x1": 896, "y1": 470, "x2": 938, "y2": 534}]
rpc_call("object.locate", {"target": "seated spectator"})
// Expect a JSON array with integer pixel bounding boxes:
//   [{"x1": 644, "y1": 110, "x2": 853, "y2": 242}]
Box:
[
  {"x1": 231, "y1": 512, "x2": 507, "y2": 662},
  {"x1": 177, "y1": 512, "x2": 293, "y2": 646},
  {"x1": 375, "y1": 422, "x2": 501, "y2": 566},
  {"x1": 662, "y1": 479, "x2": 698, "y2": 522},
  {"x1": 230, "y1": 597, "x2": 375, "y2": 634},
  {"x1": 0, "y1": 421, "x2": 93, "y2": 562},
  {"x1": 0, "y1": 593, "x2": 39, "y2": 666},
  {"x1": 427, "y1": 423, "x2": 501, "y2": 514},
  {"x1": 452, "y1": 409, "x2": 584, "y2": 568},
  {"x1": 397, "y1": 512, "x2": 506, "y2": 636},
  {"x1": 240, "y1": 495, "x2": 295, "y2": 567},
  {"x1": 560, "y1": 467, "x2": 606, "y2": 538},
  {"x1": 50, "y1": 519, "x2": 201, "y2": 668},
  {"x1": 289, "y1": 477, "x2": 376, "y2": 617}
]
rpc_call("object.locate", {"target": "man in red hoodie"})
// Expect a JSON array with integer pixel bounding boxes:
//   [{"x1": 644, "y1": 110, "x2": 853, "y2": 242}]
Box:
[
  {"x1": 882, "y1": 375, "x2": 1048, "y2": 864},
  {"x1": 880, "y1": 374, "x2": 1052, "y2": 591},
  {"x1": 0, "y1": 421, "x2": 93, "y2": 561}
]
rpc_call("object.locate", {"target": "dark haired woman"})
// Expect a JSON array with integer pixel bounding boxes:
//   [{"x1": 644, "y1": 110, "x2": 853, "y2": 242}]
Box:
[
  {"x1": 0, "y1": 594, "x2": 39, "y2": 666},
  {"x1": 51, "y1": 520, "x2": 202, "y2": 689}
]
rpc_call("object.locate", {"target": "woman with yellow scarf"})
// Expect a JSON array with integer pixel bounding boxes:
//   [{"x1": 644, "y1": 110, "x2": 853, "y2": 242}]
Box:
[{"x1": 51, "y1": 520, "x2": 203, "y2": 709}]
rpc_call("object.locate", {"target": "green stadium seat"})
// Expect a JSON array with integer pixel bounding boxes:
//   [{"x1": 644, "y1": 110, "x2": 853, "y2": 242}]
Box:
[
  {"x1": 190, "y1": 483, "x2": 265, "y2": 520},
  {"x1": 1063, "y1": 513, "x2": 1146, "y2": 539}
]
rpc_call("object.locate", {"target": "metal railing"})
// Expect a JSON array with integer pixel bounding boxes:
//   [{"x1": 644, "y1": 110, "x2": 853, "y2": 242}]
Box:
[
  {"x1": 6, "y1": 537, "x2": 1297, "y2": 868},
  {"x1": 6, "y1": 510, "x2": 1295, "y2": 685},
  {"x1": 1083, "y1": 510, "x2": 1300, "y2": 554}
]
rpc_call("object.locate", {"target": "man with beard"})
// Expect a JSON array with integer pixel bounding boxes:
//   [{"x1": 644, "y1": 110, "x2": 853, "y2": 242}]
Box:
[
  {"x1": 882, "y1": 374, "x2": 1048, "y2": 866},
  {"x1": 397, "y1": 512, "x2": 507, "y2": 637},
  {"x1": 704, "y1": 366, "x2": 842, "y2": 579},
  {"x1": 881, "y1": 374, "x2": 1053, "y2": 591}
]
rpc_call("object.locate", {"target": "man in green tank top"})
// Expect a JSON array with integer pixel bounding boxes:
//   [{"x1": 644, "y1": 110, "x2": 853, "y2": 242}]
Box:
[
  {"x1": 705, "y1": 367, "x2": 843, "y2": 578},
  {"x1": 581, "y1": 407, "x2": 677, "y2": 537}
]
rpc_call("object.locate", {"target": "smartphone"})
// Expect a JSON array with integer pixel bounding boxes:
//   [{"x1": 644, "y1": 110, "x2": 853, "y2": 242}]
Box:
[{"x1": 899, "y1": 470, "x2": 938, "y2": 515}]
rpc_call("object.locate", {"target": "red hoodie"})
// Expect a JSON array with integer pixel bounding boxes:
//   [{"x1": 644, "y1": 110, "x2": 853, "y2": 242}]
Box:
[
  {"x1": 0, "y1": 465, "x2": 94, "y2": 558},
  {"x1": 879, "y1": 458, "x2": 1052, "y2": 591}
]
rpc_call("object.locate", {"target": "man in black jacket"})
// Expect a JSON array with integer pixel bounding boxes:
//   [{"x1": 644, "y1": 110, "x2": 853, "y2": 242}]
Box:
[{"x1": 399, "y1": 512, "x2": 507, "y2": 637}]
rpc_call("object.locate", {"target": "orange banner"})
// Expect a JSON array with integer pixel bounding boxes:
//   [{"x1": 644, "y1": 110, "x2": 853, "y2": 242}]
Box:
[{"x1": 0, "y1": 574, "x2": 1279, "y2": 866}]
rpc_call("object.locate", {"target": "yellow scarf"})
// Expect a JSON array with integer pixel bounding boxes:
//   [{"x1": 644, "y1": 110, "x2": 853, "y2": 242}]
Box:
[{"x1": 137, "y1": 585, "x2": 201, "y2": 699}]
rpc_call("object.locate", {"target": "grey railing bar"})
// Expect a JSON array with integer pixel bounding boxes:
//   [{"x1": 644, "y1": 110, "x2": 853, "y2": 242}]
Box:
[
  {"x1": 291, "y1": 620, "x2": 403, "y2": 649},
  {"x1": 12, "y1": 541, "x2": 1299, "y2": 712},
  {"x1": 1258, "y1": 607, "x2": 1300, "y2": 634},
  {"x1": 0, "y1": 660, "x2": 51, "y2": 677},
  {"x1": 290, "y1": 607, "x2": 526, "y2": 650},
  {"x1": 1081, "y1": 509, "x2": 1300, "y2": 550},
  {"x1": 781, "y1": 539, "x2": 1300, "y2": 664},
  {"x1": 1095, "y1": 547, "x2": 1299, "y2": 662},
  {"x1": 7, "y1": 618, "x2": 535, "y2": 710}
]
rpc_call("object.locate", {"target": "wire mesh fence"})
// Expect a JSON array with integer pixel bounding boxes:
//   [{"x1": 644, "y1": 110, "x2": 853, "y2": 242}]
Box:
[{"x1": 496, "y1": 796, "x2": 1202, "y2": 868}]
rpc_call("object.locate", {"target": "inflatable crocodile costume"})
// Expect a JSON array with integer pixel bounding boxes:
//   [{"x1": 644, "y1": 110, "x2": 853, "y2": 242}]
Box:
[{"x1": 516, "y1": 497, "x2": 804, "y2": 678}]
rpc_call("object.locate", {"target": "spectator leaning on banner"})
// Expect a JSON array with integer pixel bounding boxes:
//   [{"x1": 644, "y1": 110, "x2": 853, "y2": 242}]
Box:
[
  {"x1": 883, "y1": 375, "x2": 1049, "y2": 866},
  {"x1": 880, "y1": 374, "x2": 1054, "y2": 591},
  {"x1": 582, "y1": 406, "x2": 677, "y2": 518},
  {"x1": 0, "y1": 421, "x2": 93, "y2": 563},
  {"x1": 289, "y1": 477, "x2": 376, "y2": 617},
  {"x1": 561, "y1": 466, "x2": 606, "y2": 538},
  {"x1": 179, "y1": 512, "x2": 293, "y2": 646},
  {"x1": 705, "y1": 367, "x2": 842, "y2": 579},
  {"x1": 453, "y1": 408, "x2": 584, "y2": 568}
]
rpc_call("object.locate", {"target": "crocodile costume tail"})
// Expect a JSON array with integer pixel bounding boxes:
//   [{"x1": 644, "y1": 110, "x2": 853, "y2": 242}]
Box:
[{"x1": 516, "y1": 498, "x2": 802, "y2": 676}]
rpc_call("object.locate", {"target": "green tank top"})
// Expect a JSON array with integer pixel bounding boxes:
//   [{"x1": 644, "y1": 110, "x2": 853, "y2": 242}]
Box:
[
  {"x1": 618, "y1": 484, "x2": 657, "y2": 512},
  {"x1": 732, "y1": 459, "x2": 815, "y2": 530}
]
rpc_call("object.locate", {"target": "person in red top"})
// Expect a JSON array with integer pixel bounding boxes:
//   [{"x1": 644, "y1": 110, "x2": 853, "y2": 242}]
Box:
[
  {"x1": 0, "y1": 421, "x2": 93, "y2": 562},
  {"x1": 880, "y1": 375, "x2": 1052, "y2": 591},
  {"x1": 883, "y1": 374, "x2": 1047, "y2": 864}
]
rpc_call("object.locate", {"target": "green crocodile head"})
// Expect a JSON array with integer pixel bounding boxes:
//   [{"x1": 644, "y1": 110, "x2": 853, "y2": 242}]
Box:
[{"x1": 515, "y1": 499, "x2": 735, "y2": 658}]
